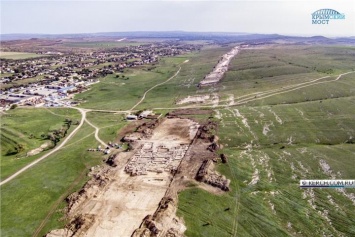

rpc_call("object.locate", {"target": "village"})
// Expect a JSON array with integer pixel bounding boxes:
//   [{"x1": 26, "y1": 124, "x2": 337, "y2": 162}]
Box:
[{"x1": 0, "y1": 42, "x2": 201, "y2": 110}]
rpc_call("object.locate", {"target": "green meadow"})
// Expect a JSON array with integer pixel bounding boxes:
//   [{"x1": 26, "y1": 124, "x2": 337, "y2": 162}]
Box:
[
  {"x1": 0, "y1": 51, "x2": 45, "y2": 60},
  {"x1": 0, "y1": 108, "x2": 81, "y2": 180},
  {"x1": 177, "y1": 45, "x2": 355, "y2": 237},
  {"x1": 1, "y1": 44, "x2": 355, "y2": 237}
]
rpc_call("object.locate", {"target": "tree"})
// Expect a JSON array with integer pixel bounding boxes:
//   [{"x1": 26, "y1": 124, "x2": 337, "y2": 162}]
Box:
[{"x1": 65, "y1": 118, "x2": 72, "y2": 126}]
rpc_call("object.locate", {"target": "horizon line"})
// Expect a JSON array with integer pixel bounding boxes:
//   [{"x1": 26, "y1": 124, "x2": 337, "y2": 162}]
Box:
[{"x1": 1, "y1": 31, "x2": 354, "y2": 39}]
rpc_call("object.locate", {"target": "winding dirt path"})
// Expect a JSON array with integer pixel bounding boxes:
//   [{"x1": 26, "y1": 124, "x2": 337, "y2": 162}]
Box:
[
  {"x1": 2, "y1": 67, "x2": 352, "y2": 189},
  {"x1": 129, "y1": 60, "x2": 189, "y2": 111},
  {"x1": 84, "y1": 117, "x2": 108, "y2": 147},
  {"x1": 3, "y1": 54, "x2": 354, "y2": 237},
  {"x1": 0, "y1": 108, "x2": 87, "y2": 186}
]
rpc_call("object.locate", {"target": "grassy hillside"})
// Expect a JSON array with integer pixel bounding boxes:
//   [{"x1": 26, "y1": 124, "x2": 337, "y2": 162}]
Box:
[
  {"x1": 0, "y1": 123, "x2": 102, "y2": 237},
  {"x1": 0, "y1": 108, "x2": 81, "y2": 180},
  {"x1": 85, "y1": 111, "x2": 128, "y2": 142},
  {"x1": 177, "y1": 45, "x2": 355, "y2": 237},
  {"x1": 74, "y1": 45, "x2": 233, "y2": 110},
  {"x1": 2, "y1": 44, "x2": 355, "y2": 237},
  {"x1": 211, "y1": 45, "x2": 355, "y2": 102},
  {"x1": 0, "y1": 51, "x2": 45, "y2": 60},
  {"x1": 0, "y1": 45, "x2": 232, "y2": 237}
]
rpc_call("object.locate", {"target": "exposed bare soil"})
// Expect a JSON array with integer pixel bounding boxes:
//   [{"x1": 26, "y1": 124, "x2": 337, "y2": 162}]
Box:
[
  {"x1": 47, "y1": 118, "x2": 228, "y2": 237},
  {"x1": 26, "y1": 141, "x2": 51, "y2": 156},
  {"x1": 198, "y1": 46, "x2": 239, "y2": 87}
]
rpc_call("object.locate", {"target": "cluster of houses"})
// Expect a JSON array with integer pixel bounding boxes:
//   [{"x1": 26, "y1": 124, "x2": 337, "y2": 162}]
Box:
[
  {"x1": 1, "y1": 43, "x2": 200, "y2": 86},
  {"x1": 0, "y1": 42, "x2": 201, "y2": 110},
  {"x1": 0, "y1": 77, "x2": 97, "y2": 110}
]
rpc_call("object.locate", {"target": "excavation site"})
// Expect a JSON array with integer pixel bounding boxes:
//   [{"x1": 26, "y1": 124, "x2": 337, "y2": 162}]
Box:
[{"x1": 46, "y1": 114, "x2": 229, "y2": 237}]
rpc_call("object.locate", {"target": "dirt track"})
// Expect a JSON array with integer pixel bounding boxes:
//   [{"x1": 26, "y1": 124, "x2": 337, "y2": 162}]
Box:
[
  {"x1": 154, "y1": 71, "x2": 354, "y2": 110},
  {"x1": 0, "y1": 108, "x2": 87, "y2": 186},
  {"x1": 47, "y1": 118, "x2": 199, "y2": 237},
  {"x1": 129, "y1": 60, "x2": 189, "y2": 111}
]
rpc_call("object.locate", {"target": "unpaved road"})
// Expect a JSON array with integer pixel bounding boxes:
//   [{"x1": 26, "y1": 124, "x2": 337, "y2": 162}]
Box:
[
  {"x1": 1, "y1": 107, "x2": 117, "y2": 186},
  {"x1": 234, "y1": 71, "x2": 354, "y2": 105},
  {"x1": 84, "y1": 117, "x2": 108, "y2": 147},
  {"x1": 3, "y1": 68, "x2": 351, "y2": 187},
  {"x1": 55, "y1": 118, "x2": 199, "y2": 237},
  {"x1": 0, "y1": 108, "x2": 87, "y2": 186},
  {"x1": 0, "y1": 61, "x2": 189, "y2": 186},
  {"x1": 153, "y1": 71, "x2": 354, "y2": 110},
  {"x1": 129, "y1": 60, "x2": 189, "y2": 111}
]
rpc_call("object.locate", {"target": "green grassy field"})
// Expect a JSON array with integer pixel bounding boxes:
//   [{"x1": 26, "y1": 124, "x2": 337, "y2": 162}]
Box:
[
  {"x1": 2, "y1": 44, "x2": 355, "y2": 237},
  {"x1": 0, "y1": 107, "x2": 136, "y2": 237},
  {"x1": 0, "y1": 108, "x2": 81, "y2": 180},
  {"x1": 209, "y1": 45, "x2": 355, "y2": 103},
  {"x1": 85, "y1": 111, "x2": 128, "y2": 142},
  {"x1": 177, "y1": 45, "x2": 355, "y2": 237},
  {"x1": 135, "y1": 46, "x2": 234, "y2": 109},
  {"x1": 74, "y1": 45, "x2": 234, "y2": 111},
  {"x1": 74, "y1": 66, "x2": 176, "y2": 110},
  {"x1": 0, "y1": 122, "x2": 102, "y2": 237},
  {"x1": 178, "y1": 144, "x2": 355, "y2": 237},
  {"x1": 0, "y1": 51, "x2": 45, "y2": 60},
  {"x1": 178, "y1": 99, "x2": 355, "y2": 236}
]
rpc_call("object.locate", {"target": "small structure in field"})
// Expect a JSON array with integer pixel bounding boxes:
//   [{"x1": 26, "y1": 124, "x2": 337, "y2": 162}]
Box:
[
  {"x1": 126, "y1": 114, "x2": 138, "y2": 120},
  {"x1": 139, "y1": 110, "x2": 153, "y2": 119}
]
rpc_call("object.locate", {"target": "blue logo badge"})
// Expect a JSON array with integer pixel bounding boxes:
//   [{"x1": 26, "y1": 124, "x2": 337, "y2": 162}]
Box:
[{"x1": 312, "y1": 9, "x2": 345, "y2": 24}]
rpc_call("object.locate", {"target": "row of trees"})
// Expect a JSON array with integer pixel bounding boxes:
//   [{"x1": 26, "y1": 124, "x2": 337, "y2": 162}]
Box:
[{"x1": 40, "y1": 118, "x2": 79, "y2": 146}]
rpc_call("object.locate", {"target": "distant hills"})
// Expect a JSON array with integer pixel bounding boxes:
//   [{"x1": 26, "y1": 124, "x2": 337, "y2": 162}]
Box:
[{"x1": 1, "y1": 31, "x2": 355, "y2": 44}]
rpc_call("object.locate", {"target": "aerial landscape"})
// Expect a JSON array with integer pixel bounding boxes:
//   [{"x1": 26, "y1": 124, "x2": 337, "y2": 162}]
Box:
[{"x1": 1, "y1": 1, "x2": 355, "y2": 237}]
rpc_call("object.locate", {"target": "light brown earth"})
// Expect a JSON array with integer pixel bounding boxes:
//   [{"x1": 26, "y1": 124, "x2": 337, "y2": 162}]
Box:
[
  {"x1": 75, "y1": 170, "x2": 171, "y2": 237},
  {"x1": 198, "y1": 46, "x2": 239, "y2": 87},
  {"x1": 176, "y1": 95, "x2": 210, "y2": 105},
  {"x1": 26, "y1": 141, "x2": 51, "y2": 156},
  {"x1": 176, "y1": 94, "x2": 219, "y2": 107},
  {"x1": 47, "y1": 118, "x2": 200, "y2": 237}
]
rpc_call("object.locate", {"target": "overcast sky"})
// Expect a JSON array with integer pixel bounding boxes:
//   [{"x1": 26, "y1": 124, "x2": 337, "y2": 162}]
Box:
[{"x1": 1, "y1": 0, "x2": 354, "y2": 37}]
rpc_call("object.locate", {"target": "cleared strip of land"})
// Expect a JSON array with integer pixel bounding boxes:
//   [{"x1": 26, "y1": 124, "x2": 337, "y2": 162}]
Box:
[{"x1": 198, "y1": 46, "x2": 239, "y2": 87}]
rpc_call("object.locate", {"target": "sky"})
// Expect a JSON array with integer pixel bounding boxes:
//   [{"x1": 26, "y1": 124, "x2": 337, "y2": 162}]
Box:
[{"x1": 1, "y1": 0, "x2": 355, "y2": 37}]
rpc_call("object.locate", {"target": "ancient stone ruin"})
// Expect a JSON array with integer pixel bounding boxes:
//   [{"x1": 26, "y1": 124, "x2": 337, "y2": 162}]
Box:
[
  {"x1": 196, "y1": 159, "x2": 230, "y2": 191},
  {"x1": 125, "y1": 142, "x2": 189, "y2": 176}
]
